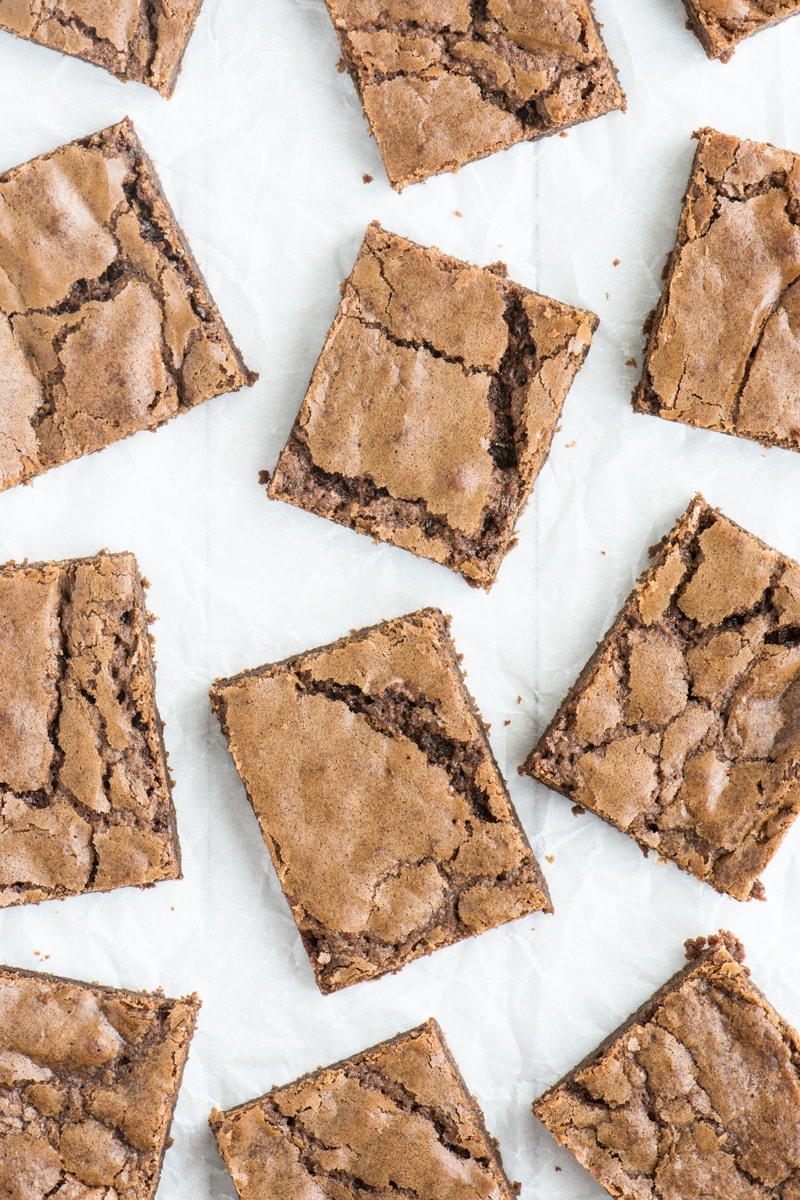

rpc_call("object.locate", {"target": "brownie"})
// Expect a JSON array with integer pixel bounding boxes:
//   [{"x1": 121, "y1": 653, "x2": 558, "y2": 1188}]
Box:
[
  {"x1": 0, "y1": 118, "x2": 255, "y2": 493},
  {"x1": 0, "y1": 550, "x2": 182, "y2": 907},
  {"x1": 633, "y1": 128, "x2": 800, "y2": 452},
  {"x1": 534, "y1": 933, "x2": 800, "y2": 1200},
  {"x1": 323, "y1": 0, "x2": 625, "y2": 188},
  {"x1": 0, "y1": 963, "x2": 199, "y2": 1198},
  {"x1": 211, "y1": 1018, "x2": 518, "y2": 1200},
  {"x1": 681, "y1": 0, "x2": 800, "y2": 60},
  {"x1": 522, "y1": 495, "x2": 800, "y2": 901},
  {"x1": 268, "y1": 223, "x2": 597, "y2": 589},
  {"x1": 210, "y1": 607, "x2": 552, "y2": 993},
  {"x1": 0, "y1": 0, "x2": 203, "y2": 95}
]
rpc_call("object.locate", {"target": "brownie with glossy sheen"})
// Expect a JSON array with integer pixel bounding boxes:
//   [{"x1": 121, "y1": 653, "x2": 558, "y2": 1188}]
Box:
[
  {"x1": 634, "y1": 128, "x2": 800, "y2": 451},
  {"x1": 324, "y1": 0, "x2": 625, "y2": 188},
  {"x1": 0, "y1": 118, "x2": 255, "y2": 492},
  {"x1": 534, "y1": 933, "x2": 800, "y2": 1200},
  {"x1": 211, "y1": 1018, "x2": 518, "y2": 1200},
  {"x1": 682, "y1": 0, "x2": 800, "y2": 60},
  {"x1": 0, "y1": 963, "x2": 199, "y2": 1199},
  {"x1": 0, "y1": 0, "x2": 204, "y2": 96},
  {"x1": 211, "y1": 607, "x2": 552, "y2": 993},
  {"x1": 268, "y1": 223, "x2": 597, "y2": 589},
  {"x1": 0, "y1": 550, "x2": 181, "y2": 906},
  {"x1": 522, "y1": 495, "x2": 800, "y2": 901}
]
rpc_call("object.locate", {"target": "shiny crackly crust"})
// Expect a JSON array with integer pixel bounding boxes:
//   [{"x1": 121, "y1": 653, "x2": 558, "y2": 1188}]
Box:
[{"x1": 681, "y1": 0, "x2": 800, "y2": 61}]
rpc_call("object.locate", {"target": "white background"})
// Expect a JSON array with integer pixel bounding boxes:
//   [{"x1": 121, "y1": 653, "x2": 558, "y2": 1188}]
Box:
[{"x1": 1, "y1": 1, "x2": 800, "y2": 1196}]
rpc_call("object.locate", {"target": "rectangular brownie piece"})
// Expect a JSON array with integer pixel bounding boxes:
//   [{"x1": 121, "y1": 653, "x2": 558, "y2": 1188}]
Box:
[
  {"x1": 324, "y1": 0, "x2": 625, "y2": 188},
  {"x1": 534, "y1": 932, "x2": 800, "y2": 1199},
  {"x1": 0, "y1": 117, "x2": 255, "y2": 492},
  {"x1": 633, "y1": 127, "x2": 800, "y2": 452},
  {"x1": 0, "y1": 550, "x2": 182, "y2": 906},
  {"x1": 0, "y1": 0, "x2": 204, "y2": 95},
  {"x1": 211, "y1": 1018, "x2": 518, "y2": 1200},
  {"x1": 211, "y1": 607, "x2": 552, "y2": 993},
  {"x1": 0, "y1": 963, "x2": 199, "y2": 1198},
  {"x1": 268, "y1": 222, "x2": 597, "y2": 589},
  {"x1": 522, "y1": 495, "x2": 800, "y2": 901},
  {"x1": 681, "y1": 0, "x2": 800, "y2": 60}
]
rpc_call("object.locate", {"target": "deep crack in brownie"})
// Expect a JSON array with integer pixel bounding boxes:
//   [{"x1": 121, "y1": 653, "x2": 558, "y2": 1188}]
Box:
[
  {"x1": 0, "y1": 963, "x2": 199, "y2": 1198},
  {"x1": 534, "y1": 932, "x2": 800, "y2": 1200},
  {"x1": 0, "y1": 550, "x2": 182, "y2": 906},
  {"x1": 211, "y1": 1018, "x2": 519, "y2": 1200},
  {"x1": 681, "y1": 0, "x2": 800, "y2": 60},
  {"x1": 0, "y1": 0, "x2": 204, "y2": 96},
  {"x1": 267, "y1": 223, "x2": 597, "y2": 589},
  {"x1": 0, "y1": 118, "x2": 256, "y2": 492},
  {"x1": 210, "y1": 607, "x2": 552, "y2": 993},
  {"x1": 323, "y1": 0, "x2": 625, "y2": 188},
  {"x1": 633, "y1": 128, "x2": 800, "y2": 452},
  {"x1": 522, "y1": 495, "x2": 800, "y2": 901}
]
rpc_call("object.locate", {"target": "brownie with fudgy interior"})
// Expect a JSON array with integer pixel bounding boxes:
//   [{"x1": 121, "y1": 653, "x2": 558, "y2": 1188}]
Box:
[
  {"x1": 268, "y1": 222, "x2": 597, "y2": 589},
  {"x1": 522, "y1": 495, "x2": 800, "y2": 901},
  {"x1": 681, "y1": 0, "x2": 800, "y2": 61},
  {"x1": 211, "y1": 1018, "x2": 518, "y2": 1200},
  {"x1": 210, "y1": 607, "x2": 552, "y2": 993}
]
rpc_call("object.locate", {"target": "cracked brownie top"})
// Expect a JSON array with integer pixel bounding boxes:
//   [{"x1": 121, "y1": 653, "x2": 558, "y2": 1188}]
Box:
[
  {"x1": 0, "y1": 118, "x2": 255, "y2": 493},
  {"x1": 522, "y1": 495, "x2": 800, "y2": 901},
  {"x1": 681, "y1": 0, "x2": 800, "y2": 60},
  {"x1": 634, "y1": 128, "x2": 800, "y2": 451},
  {"x1": 324, "y1": 0, "x2": 625, "y2": 187},
  {"x1": 0, "y1": 550, "x2": 181, "y2": 907},
  {"x1": 0, "y1": 0, "x2": 204, "y2": 96},
  {"x1": 0, "y1": 963, "x2": 199, "y2": 1200},
  {"x1": 267, "y1": 222, "x2": 597, "y2": 589},
  {"x1": 211, "y1": 1018, "x2": 518, "y2": 1200},
  {"x1": 534, "y1": 933, "x2": 800, "y2": 1200},
  {"x1": 210, "y1": 607, "x2": 551, "y2": 994}
]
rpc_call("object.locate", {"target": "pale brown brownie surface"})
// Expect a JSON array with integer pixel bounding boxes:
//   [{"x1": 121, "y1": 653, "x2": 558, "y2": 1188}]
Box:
[
  {"x1": 634, "y1": 128, "x2": 800, "y2": 451},
  {"x1": 0, "y1": 550, "x2": 181, "y2": 907},
  {"x1": 0, "y1": 0, "x2": 204, "y2": 96},
  {"x1": 522, "y1": 496, "x2": 800, "y2": 901},
  {"x1": 324, "y1": 0, "x2": 625, "y2": 188},
  {"x1": 211, "y1": 608, "x2": 552, "y2": 993},
  {"x1": 211, "y1": 1018, "x2": 518, "y2": 1200},
  {"x1": 0, "y1": 963, "x2": 199, "y2": 1199},
  {"x1": 681, "y1": 0, "x2": 800, "y2": 60},
  {"x1": 0, "y1": 118, "x2": 255, "y2": 493},
  {"x1": 534, "y1": 933, "x2": 800, "y2": 1200},
  {"x1": 268, "y1": 222, "x2": 597, "y2": 590}
]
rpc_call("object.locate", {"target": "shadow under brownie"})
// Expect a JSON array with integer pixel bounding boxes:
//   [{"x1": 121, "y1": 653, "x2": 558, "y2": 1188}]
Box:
[
  {"x1": 211, "y1": 607, "x2": 552, "y2": 993},
  {"x1": 267, "y1": 222, "x2": 597, "y2": 589},
  {"x1": 681, "y1": 0, "x2": 800, "y2": 60}
]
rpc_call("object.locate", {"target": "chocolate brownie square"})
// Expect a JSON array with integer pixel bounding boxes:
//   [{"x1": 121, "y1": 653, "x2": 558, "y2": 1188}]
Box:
[
  {"x1": 534, "y1": 933, "x2": 800, "y2": 1200},
  {"x1": 522, "y1": 495, "x2": 800, "y2": 901},
  {"x1": 634, "y1": 128, "x2": 800, "y2": 452},
  {"x1": 211, "y1": 1018, "x2": 518, "y2": 1200},
  {"x1": 324, "y1": 0, "x2": 625, "y2": 188},
  {"x1": 0, "y1": 118, "x2": 255, "y2": 493},
  {"x1": 0, "y1": 963, "x2": 199, "y2": 1198},
  {"x1": 210, "y1": 607, "x2": 552, "y2": 993},
  {"x1": 267, "y1": 222, "x2": 597, "y2": 589},
  {"x1": 681, "y1": 0, "x2": 800, "y2": 60},
  {"x1": 0, "y1": 550, "x2": 181, "y2": 906},
  {"x1": 0, "y1": 0, "x2": 204, "y2": 95}
]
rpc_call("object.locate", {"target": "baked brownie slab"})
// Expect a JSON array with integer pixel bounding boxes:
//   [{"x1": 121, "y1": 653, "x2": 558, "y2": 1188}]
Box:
[
  {"x1": 634, "y1": 128, "x2": 800, "y2": 452},
  {"x1": 324, "y1": 0, "x2": 625, "y2": 188},
  {"x1": 268, "y1": 222, "x2": 597, "y2": 589},
  {"x1": 211, "y1": 1018, "x2": 518, "y2": 1200},
  {"x1": 0, "y1": 118, "x2": 255, "y2": 492},
  {"x1": 211, "y1": 607, "x2": 552, "y2": 993},
  {"x1": 0, "y1": 550, "x2": 181, "y2": 906},
  {"x1": 682, "y1": 0, "x2": 800, "y2": 60},
  {"x1": 534, "y1": 933, "x2": 800, "y2": 1200},
  {"x1": 522, "y1": 495, "x2": 800, "y2": 901},
  {"x1": 0, "y1": 963, "x2": 199, "y2": 1199},
  {"x1": 0, "y1": 0, "x2": 204, "y2": 96}
]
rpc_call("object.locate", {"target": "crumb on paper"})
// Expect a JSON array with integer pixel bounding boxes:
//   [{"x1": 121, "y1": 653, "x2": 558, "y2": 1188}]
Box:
[
  {"x1": 564, "y1": 439, "x2": 576, "y2": 448},
  {"x1": 600, "y1": 549, "x2": 606, "y2": 556},
  {"x1": 336, "y1": 57, "x2": 346, "y2": 72},
  {"x1": 572, "y1": 804, "x2": 586, "y2": 816},
  {"x1": 258, "y1": 469, "x2": 271, "y2": 486},
  {"x1": 454, "y1": 209, "x2": 462, "y2": 217},
  {"x1": 170, "y1": 906, "x2": 175, "y2": 912},
  {"x1": 605, "y1": 291, "x2": 610, "y2": 300},
  {"x1": 555, "y1": 1165, "x2": 562, "y2": 1172},
  {"x1": 516, "y1": 695, "x2": 522, "y2": 705},
  {"x1": 559, "y1": 131, "x2": 568, "y2": 138},
  {"x1": 546, "y1": 854, "x2": 555, "y2": 864},
  {"x1": 362, "y1": 173, "x2": 373, "y2": 184},
  {"x1": 613, "y1": 258, "x2": 620, "y2": 266},
  {"x1": 503, "y1": 718, "x2": 511, "y2": 726},
  {"x1": 625, "y1": 357, "x2": 638, "y2": 368}
]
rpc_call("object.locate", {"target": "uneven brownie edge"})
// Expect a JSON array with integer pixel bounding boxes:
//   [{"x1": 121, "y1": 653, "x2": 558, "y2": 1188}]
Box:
[
  {"x1": 210, "y1": 1018, "x2": 519, "y2": 1200},
  {"x1": 210, "y1": 607, "x2": 552, "y2": 994},
  {"x1": 680, "y1": 0, "x2": 800, "y2": 60}
]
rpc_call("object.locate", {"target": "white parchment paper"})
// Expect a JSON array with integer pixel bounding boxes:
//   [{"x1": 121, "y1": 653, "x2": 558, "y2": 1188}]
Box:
[{"x1": 2, "y1": 2, "x2": 800, "y2": 1196}]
